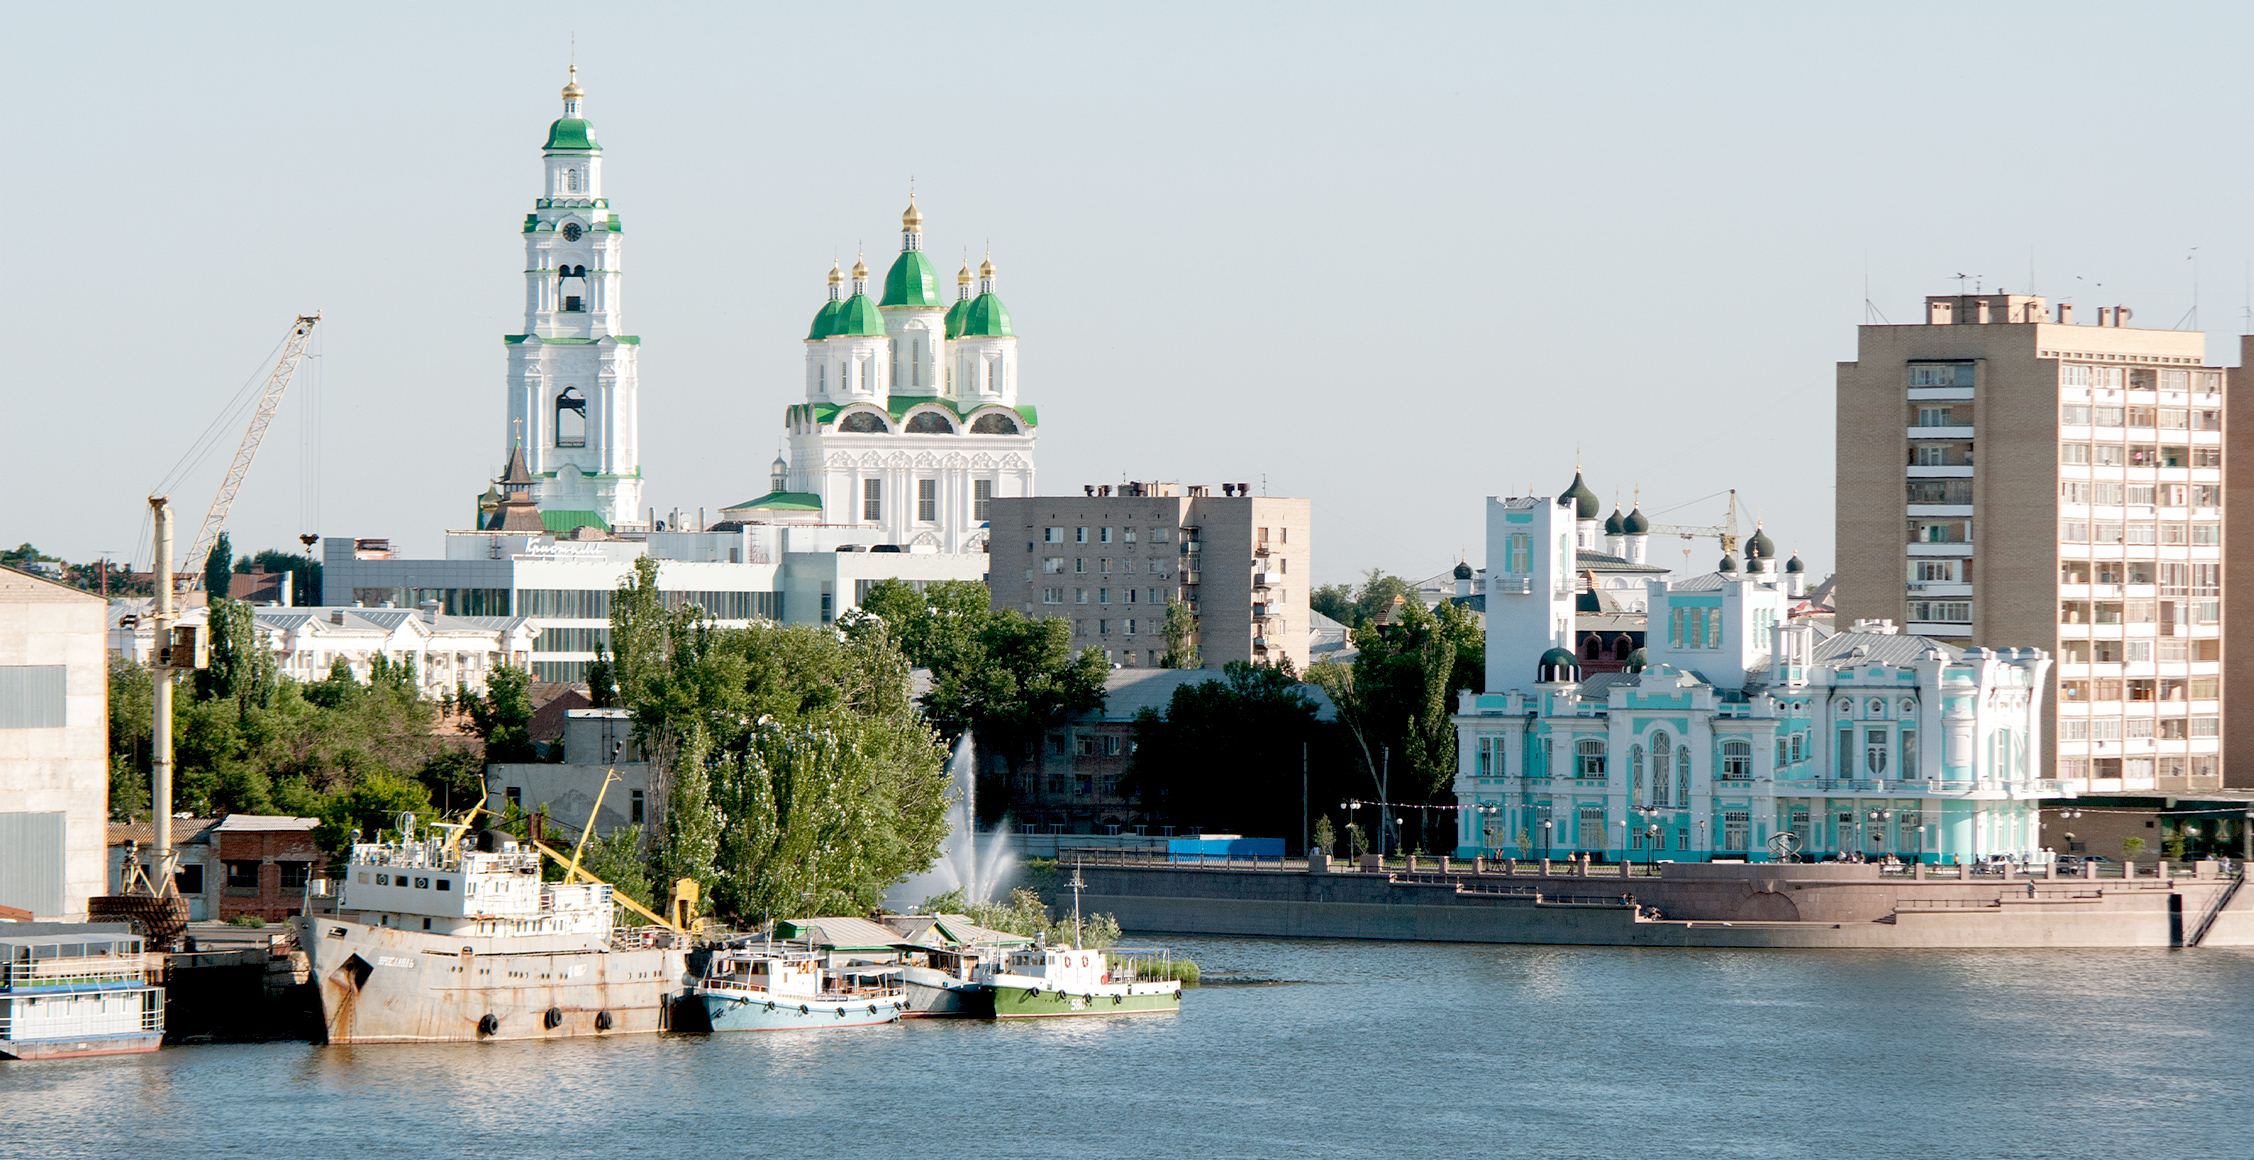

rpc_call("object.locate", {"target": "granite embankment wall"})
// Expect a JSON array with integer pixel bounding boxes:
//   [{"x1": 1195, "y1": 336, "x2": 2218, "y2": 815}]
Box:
[{"x1": 1059, "y1": 862, "x2": 2254, "y2": 949}]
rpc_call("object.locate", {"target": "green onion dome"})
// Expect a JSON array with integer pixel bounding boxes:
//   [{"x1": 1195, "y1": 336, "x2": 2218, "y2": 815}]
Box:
[
  {"x1": 959, "y1": 291, "x2": 1013, "y2": 337},
  {"x1": 1562, "y1": 471, "x2": 1600, "y2": 519},
  {"x1": 882, "y1": 249, "x2": 943, "y2": 308},
  {"x1": 1785, "y1": 551, "x2": 1805, "y2": 574},
  {"x1": 808, "y1": 299, "x2": 841, "y2": 340},
  {"x1": 1624, "y1": 647, "x2": 1648, "y2": 672},
  {"x1": 1746, "y1": 522, "x2": 1776, "y2": 560},
  {"x1": 1537, "y1": 647, "x2": 1582, "y2": 683},
  {"x1": 832, "y1": 292, "x2": 885, "y2": 337},
  {"x1": 1604, "y1": 507, "x2": 1626, "y2": 536},
  {"x1": 1623, "y1": 505, "x2": 1650, "y2": 534}
]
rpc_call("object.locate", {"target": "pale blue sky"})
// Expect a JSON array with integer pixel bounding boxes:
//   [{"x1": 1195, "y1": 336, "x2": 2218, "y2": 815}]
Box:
[{"x1": 12, "y1": 3, "x2": 2254, "y2": 585}]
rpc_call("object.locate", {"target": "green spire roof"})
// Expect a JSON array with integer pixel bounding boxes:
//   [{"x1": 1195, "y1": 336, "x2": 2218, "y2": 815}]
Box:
[
  {"x1": 958, "y1": 292, "x2": 1013, "y2": 338},
  {"x1": 544, "y1": 118, "x2": 601, "y2": 152},
  {"x1": 882, "y1": 250, "x2": 944, "y2": 309},
  {"x1": 807, "y1": 299, "x2": 842, "y2": 340},
  {"x1": 944, "y1": 297, "x2": 971, "y2": 339},
  {"x1": 832, "y1": 292, "x2": 885, "y2": 337}
]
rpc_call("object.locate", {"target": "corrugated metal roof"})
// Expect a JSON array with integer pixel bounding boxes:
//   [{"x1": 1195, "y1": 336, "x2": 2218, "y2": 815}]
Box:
[
  {"x1": 212, "y1": 815, "x2": 320, "y2": 833},
  {"x1": 929, "y1": 915, "x2": 1034, "y2": 946},
  {"x1": 1813, "y1": 630, "x2": 1961, "y2": 666},
  {"x1": 776, "y1": 916, "x2": 910, "y2": 950}
]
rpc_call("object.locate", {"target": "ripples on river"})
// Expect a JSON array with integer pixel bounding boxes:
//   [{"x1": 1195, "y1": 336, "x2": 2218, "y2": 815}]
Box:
[{"x1": 7, "y1": 940, "x2": 2252, "y2": 1159}]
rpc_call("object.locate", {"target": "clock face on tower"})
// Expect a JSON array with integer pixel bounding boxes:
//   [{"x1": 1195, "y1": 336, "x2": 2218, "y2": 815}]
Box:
[{"x1": 562, "y1": 222, "x2": 582, "y2": 241}]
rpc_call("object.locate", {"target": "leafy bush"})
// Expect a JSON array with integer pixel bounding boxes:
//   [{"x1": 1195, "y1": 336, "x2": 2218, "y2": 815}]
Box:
[{"x1": 227, "y1": 915, "x2": 267, "y2": 928}]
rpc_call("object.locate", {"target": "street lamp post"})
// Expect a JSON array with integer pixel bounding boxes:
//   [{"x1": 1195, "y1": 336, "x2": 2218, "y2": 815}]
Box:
[
  {"x1": 1867, "y1": 808, "x2": 1893, "y2": 863},
  {"x1": 1542, "y1": 819, "x2": 1553, "y2": 860}
]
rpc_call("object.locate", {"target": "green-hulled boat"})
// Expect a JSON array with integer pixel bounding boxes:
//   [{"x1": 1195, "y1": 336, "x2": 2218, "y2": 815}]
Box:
[{"x1": 972, "y1": 944, "x2": 1183, "y2": 1019}]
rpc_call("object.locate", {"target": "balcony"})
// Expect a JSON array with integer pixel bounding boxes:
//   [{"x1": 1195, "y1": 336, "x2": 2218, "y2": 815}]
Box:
[
  {"x1": 1251, "y1": 572, "x2": 1279, "y2": 589},
  {"x1": 1908, "y1": 425, "x2": 1975, "y2": 440},
  {"x1": 1253, "y1": 543, "x2": 1272, "y2": 557},
  {"x1": 1179, "y1": 541, "x2": 1202, "y2": 555},
  {"x1": 1180, "y1": 571, "x2": 1200, "y2": 586},
  {"x1": 1906, "y1": 465, "x2": 1975, "y2": 478},
  {"x1": 1251, "y1": 604, "x2": 1274, "y2": 621}
]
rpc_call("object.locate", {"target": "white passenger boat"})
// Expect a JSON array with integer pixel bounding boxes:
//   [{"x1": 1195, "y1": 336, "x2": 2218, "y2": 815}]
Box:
[
  {"x1": 883, "y1": 913, "x2": 1034, "y2": 1018},
  {"x1": 0, "y1": 925, "x2": 164, "y2": 1060},
  {"x1": 695, "y1": 943, "x2": 906, "y2": 1031},
  {"x1": 290, "y1": 816, "x2": 689, "y2": 1043}
]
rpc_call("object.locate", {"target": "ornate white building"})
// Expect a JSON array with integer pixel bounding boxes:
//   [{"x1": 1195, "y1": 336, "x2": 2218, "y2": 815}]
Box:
[
  {"x1": 500, "y1": 69, "x2": 643, "y2": 532},
  {"x1": 725, "y1": 201, "x2": 1037, "y2": 553}
]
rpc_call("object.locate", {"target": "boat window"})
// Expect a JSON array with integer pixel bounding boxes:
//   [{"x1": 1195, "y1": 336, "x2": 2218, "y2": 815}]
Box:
[
  {"x1": 416, "y1": 878, "x2": 430, "y2": 889},
  {"x1": 376, "y1": 874, "x2": 389, "y2": 886},
  {"x1": 437, "y1": 879, "x2": 452, "y2": 891}
]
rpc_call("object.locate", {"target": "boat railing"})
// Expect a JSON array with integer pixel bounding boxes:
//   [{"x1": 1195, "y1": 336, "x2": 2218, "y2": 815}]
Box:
[{"x1": 0, "y1": 989, "x2": 163, "y2": 1042}]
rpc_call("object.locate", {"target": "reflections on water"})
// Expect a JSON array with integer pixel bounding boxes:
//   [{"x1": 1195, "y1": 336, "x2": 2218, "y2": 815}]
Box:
[{"x1": 11, "y1": 939, "x2": 2254, "y2": 1159}]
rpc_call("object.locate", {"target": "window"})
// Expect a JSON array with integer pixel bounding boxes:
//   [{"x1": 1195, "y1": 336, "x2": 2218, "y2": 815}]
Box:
[
  {"x1": 1909, "y1": 364, "x2": 1971, "y2": 387},
  {"x1": 630, "y1": 789, "x2": 645, "y2": 824},
  {"x1": 1723, "y1": 811, "x2": 1750, "y2": 851},
  {"x1": 1912, "y1": 445, "x2": 1949, "y2": 466},
  {"x1": 227, "y1": 861, "x2": 261, "y2": 890},
  {"x1": 1576, "y1": 739, "x2": 1606, "y2": 779},
  {"x1": 1719, "y1": 740, "x2": 1752, "y2": 781},
  {"x1": 904, "y1": 411, "x2": 953, "y2": 434},
  {"x1": 1076, "y1": 527, "x2": 1088, "y2": 543},
  {"x1": 278, "y1": 862, "x2": 311, "y2": 891},
  {"x1": 1074, "y1": 589, "x2": 1088, "y2": 604},
  {"x1": 839, "y1": 411, "x2": 887, "y2": 432},
  {"x1": 554, "y1": 388, "x2": 587, "y2": 448},
  {"x1": 917, "y1": 479, "x2": 937, "y2": 522},
  {"x1": 974, "y1": 479, "x2": 993, "y2": 521},
  {"x1": 862, "y1": 478, "x2": 882, "y2": 521},
  {"x1": 1915, "y1": 560, "x2": 1956, "y2": 582},
  {"x1": 1041, "y1": 588, "x2": 1063, "y2": 604},
  {"x1": 0, "y1": 665, "x2": 66, "y2": 728},
  {"x1": 1650, "y1": 733, "x2": 1671, "y2": 806},
  {"x1": 1044, "y1": 527, "x2": 1064, "y2": 543},
  {"x1": 1100, "y1": 527, "x2": 1113, "y2": 544},
  {"x1": 1043, "y1": 557, "x2": 1064, "y2": 574},
  {"x1": 1506, "y1": 533, "x2": 1532, "y2": 574},
  {"x1": 1915, "y1": 406, "x2": 1954, "y2": 427},
  {"x1": 1104, "y1": 735, "x2": 1122, "y2": 756},
  {"x1": 1076, "y1": 736, "x2": 1098, "y2": 757}
]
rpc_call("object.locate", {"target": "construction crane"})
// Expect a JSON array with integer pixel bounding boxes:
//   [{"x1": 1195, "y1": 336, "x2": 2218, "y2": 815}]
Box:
[
  {"x1": 184, "y1": 314, "x2": 320, "y2": 588},
  {"x1": 1647, "y1": 488, "x2": 1741, "y2": 555}
]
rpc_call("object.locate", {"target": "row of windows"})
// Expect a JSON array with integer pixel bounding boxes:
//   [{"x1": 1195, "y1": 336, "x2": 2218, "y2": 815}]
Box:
[
  {"x1": 2058, "y1": 756, "x2": 2217, "y2": 781},
  {"x1": 2059, "y1": 638, "x2": 2222, "y2": 663},
  {"x1": 2058, "y1": 561, "x2": 2219, "y2": 594},
  {"x1": 2060, "y1": 365, "x2": 2220, "y2": 392},
  {"x1": 1037, "y1": 557, "x2": 1175, "y2": 577},
  {"x1": 1041, "y1": 526, "x2": 1184, "y2": 545},
  {"x1": 2059, "y1": 717, "x2": 2220, "y2": 740},
  {"x1": 1069, "y1": 618, "x2": 1153, "y2": 635},
  {"x1": 1041, "y1": 587, "x2": 1169, "y2": 606},
  {"x1": 2062, "y1": 404, "x2": 2222, "y2": 430},
  {"x1": 853, "y1": 478, "x2": 999, "y2": 522},
  {"x1": 2060, "y1": 482, "x2": 2221, "y2": 507},
  {"x1": 2060, "y1": 599, "x2": 2221, "y2": 626},
  {"x1": 352, "y1": 588, "x2": 514, "y2": 616},
  {"x1": 535, "y1": 627, "x2": 610, "y2": 652},
  {"x1": 1908, "y1": 601, "x2": 1971, "y2": 623},
  {"x1": 2061, "y1": 677, "x2": 2219, "y2": 702},
  {"x1": 1666, "y1": 607, "x2": 1722, "y2": 649},
  {"x1": 2060, "y1": 521, "x2": 2222, "y2": 545},
  {"x1": 2061, "y1": 443, "x2": 2222, "y2": 468},
  {"x1": 220, "y1": 860, "x2": 312, "y2": 890},
  {"x1": 510, "y1": 588, "x2": 781, "y2": 622}
]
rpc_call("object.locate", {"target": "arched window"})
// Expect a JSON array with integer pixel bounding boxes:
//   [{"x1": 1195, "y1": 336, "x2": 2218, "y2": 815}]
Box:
[
  {"x1": 1629, "y1": 745, "x2": 1644, "y2": 800},
  {"x1": 1613, "y1": 637, "x2": 1633, "y2": 661},
  {"x1": 1721, "y1": 739, "x2": 1752, "y2": 781},
  {"x1": 1650, "y1": 733, "x2": 1670, "y2": 806},
  {"x1": 970, "y1": 413, "x2": 1019, "y2": 435},
  {"x1": 1577, "y1": 739, "x2": 1606, "y2": 779},
  {"x1": 1677, "y1": 747, "x2": 1690, "y2": 805},
  {"x1": 554, "y1": 388, "x2": 586, "y2": 448},
  {"x1": 905, "y1": 412, "x2": 955, "y2": 434},
  {"x1": 1582, "y1": 637, "x2": 1601, "y2": 660},
  {"x1": 557, "y1": 264, "x2": 588, "y2": 313},
  {"x1": 985, "y1": 357, "x2": 997, "y2": 393},
  {"x1": 838, "y1": 411, "x2": 888, "y2": 434},
  {"x1": 567, "y1": 168, "x2": 581, "y2": 192}
]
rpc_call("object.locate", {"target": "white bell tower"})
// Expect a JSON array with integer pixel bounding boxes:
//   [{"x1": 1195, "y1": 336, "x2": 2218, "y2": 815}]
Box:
[{"x1": 501, "y1": 67, "x2": 643, "y2": 530}]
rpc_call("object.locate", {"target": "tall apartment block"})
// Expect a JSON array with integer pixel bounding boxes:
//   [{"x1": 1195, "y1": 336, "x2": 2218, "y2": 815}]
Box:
[
  {"x1": 1837, "y1": 293, "x2": 2226, "y2": 794},
  {"x1": 987, "y1": 484, "x2": 1311, "y2": 671}
]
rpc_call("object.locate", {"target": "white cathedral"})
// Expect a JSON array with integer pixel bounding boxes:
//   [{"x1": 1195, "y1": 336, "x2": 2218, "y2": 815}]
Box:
[
  {"x1": 495, "y1": 69, "x2": 644, "y2": 531},
  {"x1": 723, "y1": 202, "x2": 1039, "y2": 552}
]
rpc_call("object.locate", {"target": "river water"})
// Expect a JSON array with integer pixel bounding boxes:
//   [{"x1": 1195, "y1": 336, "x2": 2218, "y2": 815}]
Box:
[{"x1": 8, "y1": 938, "x2": 2252, "y2": 1159}]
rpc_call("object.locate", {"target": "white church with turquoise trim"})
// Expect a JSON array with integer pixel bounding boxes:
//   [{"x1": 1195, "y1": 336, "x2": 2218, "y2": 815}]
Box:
[{"x1": 1453, "y1": 483, "x2": 2061, "y2": 865}]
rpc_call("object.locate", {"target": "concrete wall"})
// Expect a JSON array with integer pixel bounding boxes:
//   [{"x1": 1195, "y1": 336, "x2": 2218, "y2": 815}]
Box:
[
  {"x1": 0, "y1": 569, "x2": 109, "y2": 920},
  {"x1": 487, "y1": 760, "x2": 656, "y2": 838}
]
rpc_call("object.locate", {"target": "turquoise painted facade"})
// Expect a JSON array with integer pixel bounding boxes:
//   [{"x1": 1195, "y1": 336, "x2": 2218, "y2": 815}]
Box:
[{"x1": 1454, "y1": 494, "x2": 2059, "y2": 865}]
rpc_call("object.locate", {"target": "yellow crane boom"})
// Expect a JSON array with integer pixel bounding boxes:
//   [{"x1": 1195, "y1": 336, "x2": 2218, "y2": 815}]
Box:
[{"x1": 186, "y1": 314, "x2": 320, "y2": 588}]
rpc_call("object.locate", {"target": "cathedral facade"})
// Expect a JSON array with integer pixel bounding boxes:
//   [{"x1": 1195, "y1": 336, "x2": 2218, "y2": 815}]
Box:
[{"x1": 728, "y1": 202, "x2": 1038, "y2": 553}]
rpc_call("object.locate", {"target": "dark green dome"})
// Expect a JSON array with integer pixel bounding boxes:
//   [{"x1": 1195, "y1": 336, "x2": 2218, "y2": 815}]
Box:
[
  {"x1": 1785, "y1": 552, "x2": 1805, "y2": 574},
  {"x1": 1537, "y1": 647, "x2": 1581, "y2": 682},
  {"x1": 1562, "y1": 471, "x2": 1600, "y2": 519},
  {"x1": 944, "y1": 297, "x2": 971, "y2": 339},
  {"x1": 831, "y1": 292, "x2": 885, "y2": 338},
  {"x1": 1604, "y1": 507, "x2": 1626, "y2": 536},
  {"x1": 881, "y1": 250, "x2": 943, "y2": 309},
  {"x1": 1719, "y1": 552, "x2": 1739, "y2": 572},
  {"x1": 807, "y1": 299, "x2": 842, "y2": 340},
  {"x1": 958, "y1": 291, "x2": 1013, "y2": 338},
  {"x1": 1746, "y1": 524, "x2": 1776, "y2": 559},
  {"x1": 1625, "y1": 647, "x2": 1648, "y2": 672},
  {"x1": 1452, "y1": 561, "x2": 1473, "y2": 580},
  {"x1": 1623, "y1": 505, "x2": 1649, "y2": 534}
]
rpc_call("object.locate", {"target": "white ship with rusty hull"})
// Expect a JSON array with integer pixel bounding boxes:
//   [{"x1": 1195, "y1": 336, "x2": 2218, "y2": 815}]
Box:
[{"x1": 291, "y1": 822, "x2": 689, "y2": 1044}]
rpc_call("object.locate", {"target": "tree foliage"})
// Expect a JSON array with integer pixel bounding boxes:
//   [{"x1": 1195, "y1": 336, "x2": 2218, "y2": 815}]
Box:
[
  {"x1": 1306, "y1": 597, "x2": 1483, "y2": 855},
  {"x1": 1310, "y1": 570, "x2": 1419, "y2": 629},
  {"x1": 203, "y1": 532, "x2": 233, "y2": 602},
  {"x1": 461, "y1": 663, "x2": 536, "y2": 763},
  {"x1": 844, "y1": 578, "x2": 995, "y2": 671},
  {"x1": 1120, "y1": 661, "x2": 1349, "y2": 853},
  {"x1": 603, "y1": 560, "x2": 953, "y2": 924},
  {"x1": 919, "y1": 610, "x2": 1107, "y2": 822},
  {"x1": 1159, "y1": 599, "x2": 1200, "y2": 669}
]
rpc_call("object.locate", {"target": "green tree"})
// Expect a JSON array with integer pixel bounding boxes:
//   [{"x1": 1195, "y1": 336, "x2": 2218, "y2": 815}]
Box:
[
  {"x1": 203, "y1": 532, "x2": 233, "y2": 600},
  {"x1": 1312, "y1": 815, "x2": 1335, "y2": 856},
  {"x1": 241, "y1": 548, "x2": 321, "y2": 605},
  {"x1": 919, "y1": 610, "x2": 1107, "y2": 821},
  {"x1": 1308, "y1": 571, "x2": 1419, "y2": 629},
  {"x1": 1158, "y1": 599, "x2": 1200, "y2": 669},
  {"x1": 465, "y1": 663, "x2": 537, "y2": 763},
  {"x1": 584, "y1": 643, "x2": 618, "y2": 708},
  {"x1": 194, "y1": 598, "x2": 277, "y2": 708},
  {"x1": 1306, "y1": 597, "x2": 1482, "y2": 855},
  {"x1": 1310, "y1": 583, "x2": 1357, "y2": 627},
  {"x1": 107, "y1": 660, "x2": 155, "y2": 821},
  {"x1": 844, "y1": 578, "x2": 995, "y2": 670},
  {"x1": 1119, "y1": 661, "x2": 1331, "y2": 849}
]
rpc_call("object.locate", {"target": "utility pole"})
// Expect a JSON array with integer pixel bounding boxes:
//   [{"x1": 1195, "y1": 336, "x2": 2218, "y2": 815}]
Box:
[
  {"x1": 1301, "y1": 742, "x2": 1308, "y2": 860},
  {"x1": 149, "y1": 497, "x2": 177, "y2": 897},
  {"x1": 1380, "y1": 748, "x2": 1390, "y2": 858}
]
